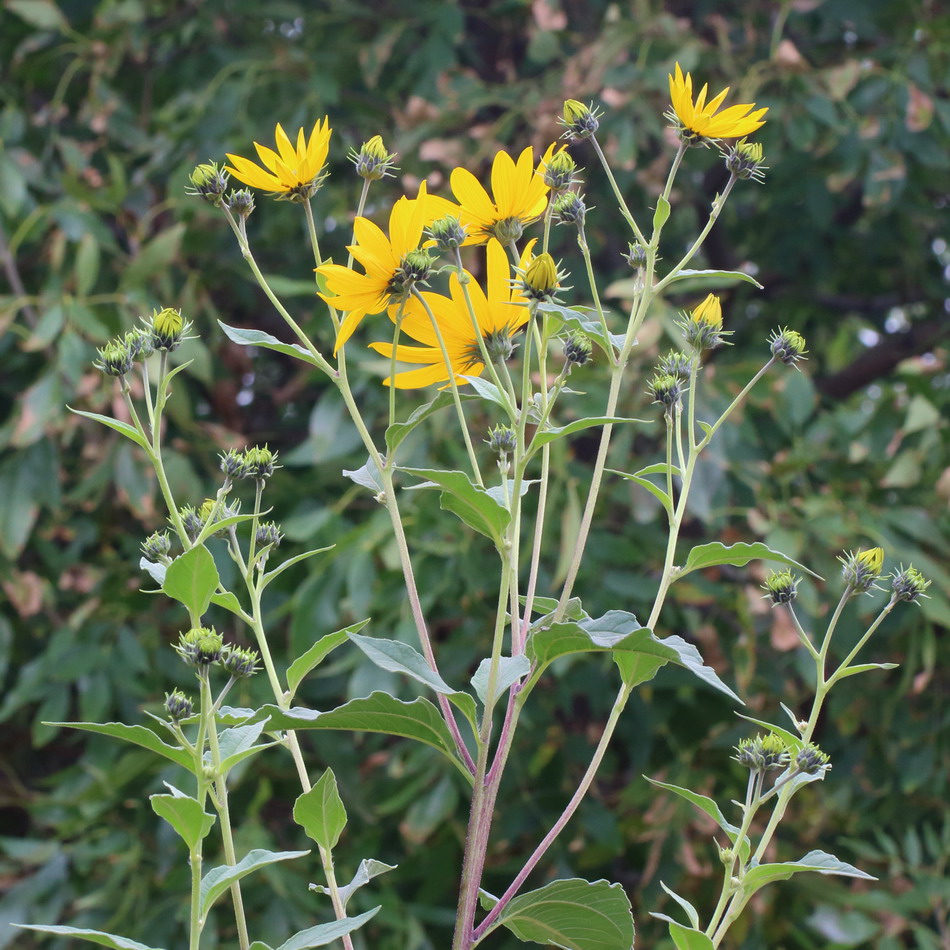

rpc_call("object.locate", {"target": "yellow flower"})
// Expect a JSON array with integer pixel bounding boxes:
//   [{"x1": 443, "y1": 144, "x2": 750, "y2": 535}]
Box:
[
  {"x1": 450, "y1": 145, "x2": 559, "y2": 246},
  {"x1": 668, "y1": 63, "x2": 767, "y2": 140},
  {"x1": 521, "y1": 252, "x2": 559, "y2": 300},
  {"x1": 369, "y1": 240, "x2": 534, "y2": 388},
  {"x1": 856, "y1": 547, "x2": 884, "y2": 575},
  {"x1": 225, "y1": 118, "x2": 332, "y2": 199},
  {"x1": 317, "y1": 182, "x2": 459, "y2": 353},
  {"x1": 691, "y1": 293, "x2": 723, "y2": 328}
]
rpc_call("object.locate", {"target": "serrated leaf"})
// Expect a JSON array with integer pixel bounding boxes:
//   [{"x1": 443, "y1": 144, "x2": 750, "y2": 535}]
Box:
[
  {"x1": 294, "y1": 768, "x2": 347, "y2": 851},
  {"x1": 269, "y1": 908, "x2": 380, "y2": 950},
  {"x1": 200, "y1": 849, "x2": 309, "y2": 917},
  {"x1": 675, "y1": 541, "x2": 821, "y2": 581},
  {"x1": 311, "y1": 859, "x2": 397, "y2": 908},
  {"x1": 482, "y1": 878, "x2": 635, "y2": 950},
  {"x1": 13, "y1": 926, "x2": 162, "y2": 950},
  {"x1": 471, "y1": 655, "x2": 530, "y2": 706},
  {"x1": 150, "y1": 793, "x2": 214, "y2": 850},
  {"x1": 218, "y1": 321, "x2": 319, "y2": 365},
  {"x1": 386, "y1": 390, "x2": 477, "y2": 454},
  {"x1": 70, "y1": 408, "x2": 150, "y2": 451},
  {"x1": 288, "y1": 620, "x2": 370, "y2": 698},
  {"x1": 742, "y1": 850, "x2": 876, "y2": 892},
  {"x1": 399, "y1": 467, "x2": 510, "y2": 546},
  {"x1": 162, "y1": 545, "x2": 220, "y2": 619},
  {"x1": 665, "y1": 268, "x2": 764, "y2": 290},
  {"x1": 254, "y1": 693, "x2": 470, "y2": 779},
  {"x1": 653, "y1": 195, "x2": 671, "y2": 229},
  {"x1": 49, "y1": 721, "x2": 194, "y2": 771}
]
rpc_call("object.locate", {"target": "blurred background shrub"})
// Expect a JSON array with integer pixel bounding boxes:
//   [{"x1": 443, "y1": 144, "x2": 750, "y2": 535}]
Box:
[{"x1": 1, "y1": 1, "x2": 947, "y2": 947}]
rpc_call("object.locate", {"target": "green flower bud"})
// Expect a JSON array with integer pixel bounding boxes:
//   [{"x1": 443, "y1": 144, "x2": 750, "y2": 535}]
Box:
[
  {"x1": 724, "y1": 139, "x2": 767, "y2": 182},
  {"x1": 624, "y1": 242, "x2": 647, "y2": 269},
  {"x1": 142, "y1": 530, "x2": 172, "y2": 563},
  {"x1": 891, "y1": 565, "x2": 931, "y2": 603},
  {"x1": 176, "y1": 626, "x2": 224, "y2": 667},
  {"x1": 228, "y1": 188, "x2": 255, "y2": 218},
  {"x1": 560, "y1": 99, "x2": 601, "y2": 139},
  {"x1": 255, "y1": 521, "x2": 283, "y2": 549},
  {"x1": 768, "y1": 327, "x2": 808, "y2": 366},
  {"x1": 733, "y1": 734, "x2": 789, "y2": 772},
  {"x1": 564, "y1": 331, "x2": 593, "y2": 366},
  {"x1": 795, "y1": 744, "x2": 830, "y2": 775},
  {"x1": 521, "y1": 253, "x2": 560, "y2": 302},
  {"x1": 187, "y1": 161, "x2": 229, "y2": 206},
  {"x1": 241, "y1": 445, "x2": 278, "y2": 480},
  {"x1": 483, "y1": 329, "x2": 515, "y2": 363},
  {"x1": 648, "y1": 373, "x2": 682, "y2": 413},
  {"x1": 93, "y1": 339, "x2": 134, "y2": 377},
  {"x1": 221, "y1": 645, "x2": 259, "y2": 678},
  {"x1": 762, "y1": 569, "x2": 799, "y2": 606},
  {"x1": 542, "y1": 149, "x2": 578, "y2": 192},
  {"x1": 399, "y1": 249, "x2": 434, "y2": 283},
  {"x1": 164, "y1": 689, "x2": 193, "y2": 721},
  {"x1": 148, "y1": 307, "x2": 190, "y2": 352},
  {"x1": 220, "y1": 448, "x2": 248, "y2": 479},
  {"x1": 657, "y1": 350, "x2": 694, "y2": 380},
  {"x1": 178, "y1": 504, "x2": 203, "y2": 542},
  {"x1": 489, "y1": 216, "x2": 524, "y2": 246},
  {"x1": 486, "y1": 425, "x2": 517, "y2": 459},
  {"x1": 839, "y1": 547, "x2": 884, "y2": 595},
  {"x1": 552, "y1": 191, "x2": 586, "y2": 226},
  {"x1": 427, "y1": 215, "x2": 468, "y2": 251},
  {"x1": 350, "y1": 134, "x2": 397, "y2": 181},
  {"x1": 124, "y1": 327, "x2": 155, "y2": 362}
]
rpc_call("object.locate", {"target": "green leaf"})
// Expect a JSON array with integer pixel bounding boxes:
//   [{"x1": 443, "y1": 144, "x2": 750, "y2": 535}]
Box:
[
  {"x1": 460, "y1": 375, "x2": 513, "y2": 413},
  {"x1": 255, "y1": 693, "x2": 470, "y2": 779},
  {"x1": 6, "y1": 0, "x2": 70, "y2": 31},
  {"x1": 537, "y1": 303, "x2": 626, "y2": 356},
  {"x1": 387, "y1": 390, "x2": 479, "y2": 454},
  {"x1": 210, "y1": 590, "x2": 245, "y2": 617},
  {"x1": 399, "y1": 468, "x2": 510, "y2": 546},
  {"x1": 665, "y1": 268, "x2": 764, "y2": 291},
  {"x1": 49, "y1": 721, "x2": 194, "y2": 772},
  {"x1": 162, "y1": 545, "x2": 220, "y2": 619},
  {"x1": 200, "y1": 849, "x2": 309, "y2": 917},
  {"x1": 218, "y1": 322, "x2": 319, "y2": 366},
  {"x1": 288, "y1": 620, "x2": 371, "y2": 698},
  {"x1": 645, "y1": 778, "x2": 743, "y2": 841},
  {"x1": 342, "y1": 456, "x2": 384, "y2": 494},
  {"x1": 311, "y1": 858, "x2": 397, "y2": 908},
  {"x1": 217, "y1": 721, "x2": 274, "y2": 773},
  {"x1": 150, "y1": 793, "x2": 215, "y2": 850},
  {"x1": 659, "y1": 881, "x2": 700, "y2": 929},
  {"x1": 259, "y1": 546, "x2": 334, "y2": 588},
  {"x1": 482, "y1": 878, "x2": 635, "y2": 950},
  {"x1": 653, "y1": 919, "x2": 715, "y2": 950},
  {"x1": 262, "y1": 908, "x2": 381, "y2": 950},
  {"x1": 653, "y1": 195, "x2": 671, "y2": 230},
  {"x1": 471, "y1": 655, "x2": 530, "y2": 706},
  {"x1": 736, "y1": 714, "x2": 803, "y2": 753},
  {"x1": 294, "y1": 768, "x2": 347, "y2": 851},
  {"x1": 833, "y1": 661, "x2": 899, "y2": 681},
  {"x1": 14, "y1": 926, "x2": 163, "y2": 950},
  {"x1": 530, "y1": 417, "x2": 644, "y2": 455},
  {"x1": 609, "y1": 467, "x2": 673, "y2": 518},
  {"x1": 675, "y1": 541, "x2": 821, "y2": 581},
  {"x1": 742, "y1": 850, "x2": 876, "y2": 892},
  {"x1": 69, "y1": 408, "x2": 150, "y2": 452}
]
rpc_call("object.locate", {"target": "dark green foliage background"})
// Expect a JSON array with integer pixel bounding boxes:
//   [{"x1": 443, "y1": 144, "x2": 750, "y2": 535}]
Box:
[{"x1": 1, "y1": 1, "x2": 948, "y2": 947}]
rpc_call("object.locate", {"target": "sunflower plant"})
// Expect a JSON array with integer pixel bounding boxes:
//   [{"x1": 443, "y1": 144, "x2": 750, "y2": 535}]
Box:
[{"x1": 22, "y1": 68, "x2": 929, "y2": 950}]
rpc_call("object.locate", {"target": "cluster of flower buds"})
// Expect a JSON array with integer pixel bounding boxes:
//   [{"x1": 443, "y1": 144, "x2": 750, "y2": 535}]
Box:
[
  {"x1": 733, "y1": 733, "x2": 789, "y2": 772},
  {"x1": 559, "y1": 99, "x2": 601, "y2": 140},
  {"x1": 762, "y1": 568, "x2": 800, "y2": 606},
  {"x1": 219, "y1": 445, "x2": 280, "y2": 482},
  {"x1": 174, "y1": 625, "x2": 259, "y2": 678},
  {"x1": 839, "y1": 547, "x2": 885, "y2": 595},
  {"x1": 93, "y1": 310, "x2": 188, "y2": 378},
  {"x1": 349, "y1": 135, "x2": 398, "y2": 181}
]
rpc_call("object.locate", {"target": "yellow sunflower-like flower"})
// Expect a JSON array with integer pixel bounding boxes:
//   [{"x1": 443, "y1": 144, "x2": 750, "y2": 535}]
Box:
[
  {"x1": 225, "y1": 118, "x2": 332, "y2": 199},
  {"x1": 450, "y1": 145, "x2": 560, "y2": 246},
  {"x1": 668, "y1": 63, "x2": 767, "y2": 141},
  {"x1": 317, "y1": 182, "x2": 459, "y2": 353},
  {"x1": 369, "y1": 239, "x2": 534, "y2": 388}
]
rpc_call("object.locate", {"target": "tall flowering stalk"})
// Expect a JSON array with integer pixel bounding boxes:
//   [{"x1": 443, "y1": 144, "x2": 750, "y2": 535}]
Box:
[{"x1": 26, "y1": 68, "x2": 925, "y2": 950}]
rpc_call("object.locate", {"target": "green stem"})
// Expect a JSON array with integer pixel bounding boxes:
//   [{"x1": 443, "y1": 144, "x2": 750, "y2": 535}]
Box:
[
  {"x1": 590, "y1": 134, "x2": 648, "y2": 246},
  {"x1": 576, "y1": 221, "x2": 618, "y2": 368}
]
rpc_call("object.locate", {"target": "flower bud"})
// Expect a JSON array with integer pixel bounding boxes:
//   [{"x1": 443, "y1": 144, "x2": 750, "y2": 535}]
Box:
[
  {"x1": 427, "y1": 215, "x2": 468, "y2": 251},
  {"x1": 552, "y1": 191, "x2": 586, "y2": 227},
  {"x1": 521, "y1": 252, "x2": 560, "y2": 302},
  {"x1": 718, "y1": 846, "x2": 735, "y2": 866},
  {"x1": 768, "y1": 327, "x2": 808, "y2": 366},
  {"x1": 624, "y1": 242, "x2": 647, "y2": 269},
  {"x1": 648, "y1": 373, "x2": 682, "y2": 413},
  {"x1": 228, "y1": 188, "x2": 255, "y2": 218},
  {"x1": 891, "y1": 565, "x2": 931, "y2": 603},
  {"x1": 560, "y1": 99, "x2": 600, "y2": 139},
  {"x1": 839, "y1": 547, "x2": 884, "y2": 595},
  {"x1": 542, "y1": 150, "x2": 578, "y2": 192},
  {"x1": 221, "y1": 645, "x2": 259, "y2": 678},
  {"x1": 724, "y1": 139, "x2": 767, "y2": 182},
  {"x1": 486, "y1": 425, "x2": 517, "y2": 459},
  {"x1": 762, "y1": 569, "x2": 799, "y2": 606},
  {"x1": 187, "y1": 161, "x2": 229, "y2": 206},
  {"x1": 681, "y1": 293, "x2": 729, "y2": 351},
  {"x1": 124, "y1": 327, "x2": 155, "y2": 362},
  {"x1": 795, "y1": 744, "x2": 830, "y2": 775},
  {"x1": 399, "y1": 249, "x2": 434, "y2": 283},
  {"x1": 242, "y1": 445, "x2": 278, "y2": 480},
  {"x1": 220, "y1": 448, "x2": 248, "y2": 479},
  {"x1": 164, "y1": 689, "x2": 193, "y2": 721},
  {"x1": 484, "y1": 329, "x2": 515, "y2": 363},
  {"x1": 564, "y1": 331, "x2": 593, "y2": 366},
  {"x1": 255, "y1": 521, "x2": 283, "y2": 549},
  {"x1": 350, "y1": 135, "x2": 397, "y2": 181},
  {"x1": 490, "y1": 216, "x2": 524, "y2": 246},
  {"x1": 176, "y1": 626, "x2": 224, "y2": 667},
  {"x1": 148, "y1": 307, "x2": 190, "y2": 352},
  {"x1": 733, "y1": 734, "x2": 788, "y2": 772},
  {"x1": 178, "y1": 505, "x2": 203, "y2": 542},
  {"x1": 93, "y1": 339, "x2": 134, "y2": 378},
  {"x1": 657, "y1": 350, "x2": 694, "y2": 380},
  {"x1": 142, "y1": 530, "x2": 172, "y2": 563},
  {"x1": 198, "y1": 497, "x2": 240, "y2": 538}
]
